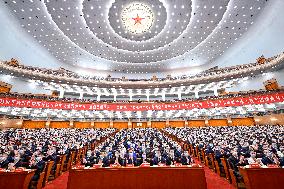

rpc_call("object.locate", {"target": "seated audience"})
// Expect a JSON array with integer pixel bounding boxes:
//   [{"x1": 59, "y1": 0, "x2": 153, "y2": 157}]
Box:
[
  {"x1": 164, "y1": 125, "x2": 284, "y2": 177},
  {"x1": 0, "y1": 128, "x2": 116, "y2": 181},
  {"x1": 81, "y1": 128, "x2": 193, "y2": 167}
]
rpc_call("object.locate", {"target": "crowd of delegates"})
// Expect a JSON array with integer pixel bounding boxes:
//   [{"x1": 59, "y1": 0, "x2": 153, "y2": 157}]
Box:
[
  {"x1": 164, "y1": 126, "x2": 284, "y2": 177},
  {"x1": 1, "y1": 53, "x2": 282, "y2": 84},
  {"x1": 0, "y1": 128, "x2": 116, "y2": 181},
  {"x1": 81, "y1": 128, "x2": 192, "y2": 167}
]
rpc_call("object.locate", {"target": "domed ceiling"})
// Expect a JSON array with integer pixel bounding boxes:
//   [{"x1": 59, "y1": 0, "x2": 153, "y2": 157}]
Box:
[{"x1": 3, "y1": 0, "x2": 270, "y2": 75}]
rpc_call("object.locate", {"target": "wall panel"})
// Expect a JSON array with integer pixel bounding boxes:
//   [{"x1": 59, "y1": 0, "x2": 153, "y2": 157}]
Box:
[
  {"x1": 208, "y1": 119, "x2": 228, "y2": 127},
  {"x1": 169, "y1": 121, "x2": 184, "y2": 127},
  {"x1": 49, "y1": 121, "x2": 70, "y2": 128},
  {"x1": 132, "y1": 122, "x2": 147, "y2": 128},
  {"x1": 113, "y1": 122, "x2": 128, "y2": 129},
  {"x1": 188, "y1": 120, "x2": 205, "y2": 127},
  {"x1": 232, "y1": 118, "x2": 255, "y2": 126},
  {"x1": 94, "y1": 122, "x2": 110, "y2": 128},
  {"x1": 151, "y1": 121, "x2": 166, "y2": 128},
  {"x1": 74, "y1": 122, "x2": 91, "y2": 129},
  {"x1": 23, "y1": 120, "x2": 46, "y2": 129},
  {"x1": 254, "y1": 114, "x2": 284, "y2": 125},
  {"x1": 0, "y1": 119, "x2": 22, "y2": 129}
]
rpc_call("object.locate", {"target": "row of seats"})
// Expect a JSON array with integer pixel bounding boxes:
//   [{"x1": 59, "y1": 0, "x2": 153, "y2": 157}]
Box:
[
  {"x1": 0, "y1": 128, "x2": 117, "y2": 189},
  {"x1": 164, "y1": 126, "x2": 284, "y2": 188}
]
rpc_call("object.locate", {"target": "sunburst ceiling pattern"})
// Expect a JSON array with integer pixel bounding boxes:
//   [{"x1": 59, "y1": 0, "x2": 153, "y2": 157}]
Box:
[{"x1": 4, "y1": 0, "x2": 269, "y2": 74}]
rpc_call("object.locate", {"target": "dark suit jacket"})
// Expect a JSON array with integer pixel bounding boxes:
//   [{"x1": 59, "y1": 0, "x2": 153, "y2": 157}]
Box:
[
  {"x1": 279, "y1": 157, "x2": 284, "y2": 167},
  {"x1": 0, "y1": 159, "x2": 9, "y2": 169},
  {"x1": 261, "y1": 156, "x2": 274, "y2": 165},
  {"x1": 181, "y1": 156, "x2": 191, "y2": 165},
  {"x1": 126, "y1": 158, "x2": 138, "y2": 166},
  {"x1": 228, "y1": 155, "x2": 240, "y2": 171},
  {"x1": 29, "y1": 160, "x2": 46, "y2": 181}
]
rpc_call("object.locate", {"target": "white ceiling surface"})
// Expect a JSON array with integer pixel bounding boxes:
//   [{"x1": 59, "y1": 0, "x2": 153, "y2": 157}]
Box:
[{"x1": 0, "y1": 0, "x2": 283, "y2": 79}]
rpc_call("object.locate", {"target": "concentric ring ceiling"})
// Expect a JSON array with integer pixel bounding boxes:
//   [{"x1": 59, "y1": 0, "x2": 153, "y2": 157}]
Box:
[{"x1": 4, "y1": 0, "x2": 269, "y2": 74}]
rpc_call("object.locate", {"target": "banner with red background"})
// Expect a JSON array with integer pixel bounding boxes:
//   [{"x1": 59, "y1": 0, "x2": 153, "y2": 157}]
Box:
[{"x1": 0, "y1": 93, "x2": 283, "y2": 111}]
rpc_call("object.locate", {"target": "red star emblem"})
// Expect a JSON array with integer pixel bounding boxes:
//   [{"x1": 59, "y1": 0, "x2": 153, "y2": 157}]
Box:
[{"x1": 132, "y1": 14, "x2": 144, "y2": 25}]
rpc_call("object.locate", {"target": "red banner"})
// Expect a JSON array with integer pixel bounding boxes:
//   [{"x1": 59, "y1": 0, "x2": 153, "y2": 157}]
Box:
[{"x1": 0, "y1": 93, "x2": 283, "y2": 111}]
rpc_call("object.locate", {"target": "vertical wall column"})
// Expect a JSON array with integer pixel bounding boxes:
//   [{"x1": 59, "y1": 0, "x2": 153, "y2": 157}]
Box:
[
  {"x1": 166, "y1": 119, "x2": 170, "y2": 127},
  {"x1": 97, "y1": 94, "x2": 101, "y2": 101},
  {"x1": 213, "y1": 86, "x2": 218, "y2": 96},
  {"x1": 185, "y1": 120, "x2": 188, "y2": 127},
  {"x1": 205, "y1": 117, "x2": 209, "y2": 126},
  {"x1": 129, "y1": 89, "x2": 133, "y2": 101},
  {"x1": 70, "y1": 120, "x2": 74, "y2": 128},
  {"x1": 146, "y1": 94, "x2": 150, "y2": 101},
  {"x1": 79, "y1": 92, "x2": 84, "y2": 100},
  {"x1": 114, "y1": 95, "x2": 117, "y2": 102},
  {"x1": 178, "y1": 89, "x2": 182, "y2": 100},
  {"x1": 162, "y1": 91, "x2": 166, "y2": 101},
  {"x1": 195, "y1": 91, "x2": 199, "y2": 99},
  {"x1": 146, "y1": 89, "x2": 150, "y2": 101},
  {"x1": 109, "y1": 120, "x2": 113, "y2": 128},
  {"x1": 227, "y1": 116, "x2": 232, "y2": 126},
  {"x1": 147, "y1": 121, "x2": 152, "y2": 128},
  {"x1": 45, "y1": 120, "x2": 50, "y2": 128},
  {"x1": 128, "y1": 120, "x2": 132, "y2": 128},
  {"x1": 59, "y1": 89, "x2": 64, "y2": 98}
]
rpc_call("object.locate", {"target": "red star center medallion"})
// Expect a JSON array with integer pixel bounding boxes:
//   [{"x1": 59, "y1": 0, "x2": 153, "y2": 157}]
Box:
[{"x1": 132, "y1": 14, "x2": 145, "y2": 25}]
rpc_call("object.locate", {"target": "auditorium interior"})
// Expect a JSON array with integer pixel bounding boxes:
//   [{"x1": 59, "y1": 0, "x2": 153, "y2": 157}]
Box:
[{"x1": 0, "y1": 0, "x2": 284, "y2": 189}]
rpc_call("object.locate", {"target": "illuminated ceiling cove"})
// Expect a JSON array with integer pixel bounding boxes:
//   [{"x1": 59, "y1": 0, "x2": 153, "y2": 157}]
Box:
[{"x1": 3, "y1": 0, "x2": 271, "y2": 74}]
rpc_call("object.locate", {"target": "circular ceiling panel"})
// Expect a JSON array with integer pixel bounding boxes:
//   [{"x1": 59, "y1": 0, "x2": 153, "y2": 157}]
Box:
[
  {"x1": 108, "y1": 1, "x2": 165, "y2": 41},
  {"x1": 121, "y1": 3, "x2": 155, "y2": 35},
  {"x1": 83, "y1": 0, "x2": 190, "y2": 52}
]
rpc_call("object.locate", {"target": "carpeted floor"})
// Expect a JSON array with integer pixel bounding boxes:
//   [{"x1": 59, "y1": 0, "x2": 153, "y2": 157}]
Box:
[
  {"x1": 43, "y1": 166, "x2": 235, "y2": 189},
  {"x1": 43, "y1": 172, "x2": 69, "y2": 189},
  {"x1": 193, "y1": 157, "x2": 235, "y2": 189},
  {"x1": 204, "y1": 166, "x2": 235, "y2": 189}
]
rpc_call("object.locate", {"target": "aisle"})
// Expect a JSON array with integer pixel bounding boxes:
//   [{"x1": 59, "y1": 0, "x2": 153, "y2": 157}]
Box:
[
  {"x1": 43, "y1": 166, "x2": 235, "y2": 189},
  {"x1": 43, "y1": 172, "x2": 69, "y2": 189},
  {"x1": 204, "y1": 165, "x2": 235, "y2": 189},
  {"x1": 192, "y1": 157, "x2": 235, "y2": 189}
]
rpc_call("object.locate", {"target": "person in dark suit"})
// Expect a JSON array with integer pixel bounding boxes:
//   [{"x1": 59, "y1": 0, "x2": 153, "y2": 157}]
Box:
[
  {"x1": 13, "y1": 154, "x2": 23, "y2": 168},
  {"x1": 261, "y1": 151, "x2": 279, "y2": 165},
  {"x1": 227, "y1": 151, "x2": 248, "y2": 182},
  {"x1": 117, "y1": 152, "x2": 127, "y2": 166},
  {"x1": 6, "y1": 150, "x2": 15, "y2": 164},
  {"x1": 214, "y1": 148, "x2": 225, "y2": 165},
  {"x1": 181, "y1": 151, "x2": 191, "y2": 165},
  {"x1": 0, "y1": 153, "x2": 9, "y2": 169},
  {"x1": 126, "y1": 151, "x2": 138, "y2": 166},
  {"x1": 152, "y1": 152, "x2": 165, "y2": 165},
  {"x1": 100, "y1": 152, "x2": 111, "y2": 167},
  {"x1": 165, "y1": 150, "x2": 176, "y2": 165},
  {"x1": 82, "y1": 150, "x2": 95, "y2": 167},
  {"x1": 279, "y1": 156, "x2": 284, "y2": 167},
  {"x1": 28, "y1": 155, "x2": 46, "y2": 181}
]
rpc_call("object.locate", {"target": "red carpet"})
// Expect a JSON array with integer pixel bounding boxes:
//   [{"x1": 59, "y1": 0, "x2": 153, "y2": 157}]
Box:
[
  {"x1": 193, "y1": 157, "x2": 235, "y2": 189},
  {"x1": 43, "y1": 172, "x2": 69, "y2": 189},
  {"x1": 204, "y1": 166, "x2": 235, "y2": 189},
  {"x1": 43, "y1": 167, "x2": 235, "y2": 189}
]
